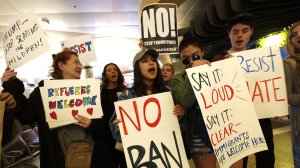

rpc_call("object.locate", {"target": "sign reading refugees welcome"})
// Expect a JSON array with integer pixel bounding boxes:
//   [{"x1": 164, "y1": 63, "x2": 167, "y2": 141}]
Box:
[
  {"x1": 141, "y1": 3, "x2": 178, "y2": 54},
  {"x1": 114, "y1": 92, "x2": 189, "y2": 168},
  {"x1": 40, "y1": 79, "x2": 102, "y2": 128},
  {"x1": 186, "y1": 58, "x2": 267, "y2": 168},
  {"x1": 2, "y1": 12, "x2": 50, "y2": 69},
  {"x1": 61, "y1": 35, "x2": 96, "y2": 64},
  {"x1": 231, "y1": 47, "x2": 288, "y2": 119}
]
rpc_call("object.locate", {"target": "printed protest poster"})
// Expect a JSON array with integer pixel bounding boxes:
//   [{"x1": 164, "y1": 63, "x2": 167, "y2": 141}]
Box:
[
  {"x1": 231, "y1": 47, "x2": 288, "y2": 119},
  {"x1": 186, "y1": 58, "x2": 267, "y2": 168},
  {"x1": 115, "y1": 92, "x2": 189, "y2": 168},
  {"x1": 0, "y1": 101, "x2": 5, "y2": 158},
  {"x1": 40, "y1": 78, "x2": 102, "y2": 128},
  {"x1": 141, "y1": 3, "x2": 178, "y2": 54},
  {"x1": 2, "y1": 12, "x2": 50, "y2": 69},
  {"x1": 61, "y1": 35, "x2": 96, "y2": 64}
]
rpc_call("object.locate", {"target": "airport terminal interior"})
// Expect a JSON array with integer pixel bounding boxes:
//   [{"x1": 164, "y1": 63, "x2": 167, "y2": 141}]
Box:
[{"x1": 0, "y1": 0, "x2": 299, "y2": 167}]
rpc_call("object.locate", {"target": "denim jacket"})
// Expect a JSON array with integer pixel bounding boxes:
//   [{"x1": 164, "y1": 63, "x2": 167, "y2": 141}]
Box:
[{"x1": 109, "y1": 89, "x2": 137, "y2": 142}]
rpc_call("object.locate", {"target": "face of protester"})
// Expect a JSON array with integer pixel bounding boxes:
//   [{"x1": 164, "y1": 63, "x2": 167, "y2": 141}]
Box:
[
  {"x1": 291, "y1": 24, "x2": 300, "y2": 51},
  {"x1": 59, "y1": 54, "x2": 82, "y2": 79},
  {"x1": 106, "y1": 64, "x2": 118, "y2": 83},
  {"x1": 180, "y1": 44, "x2": 204, "y2": 69},
  {"x1": 161, "y1": 65, "x2": 173, "y2": 82},
  {"x1": 228, "y1": 23, "x2": 253, "y2": 52},
  {"x1": 138, "y1": 55, "x2": 158, "y2": 82}
]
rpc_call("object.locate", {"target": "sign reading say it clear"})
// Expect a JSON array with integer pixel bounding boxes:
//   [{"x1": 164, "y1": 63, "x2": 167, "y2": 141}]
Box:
[{"x1": 186, "y1": 58, "x2": 267, "y2": 168}]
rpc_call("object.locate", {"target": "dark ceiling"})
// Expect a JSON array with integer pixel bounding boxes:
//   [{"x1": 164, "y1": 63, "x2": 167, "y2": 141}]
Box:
[{"x1": 183, "y1": 0, "x2": 300, "y2": 59}]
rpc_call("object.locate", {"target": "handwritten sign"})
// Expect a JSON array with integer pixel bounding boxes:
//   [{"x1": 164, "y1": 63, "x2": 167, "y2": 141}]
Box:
[
  {"x1": 186, "y1": 58, "x2": 267, "y2": 168},
  {"x1": 40, "y1": 79, "x2": 102, "y2": 128},
  {"x1": 115, "y1": 92, "x2": 189, "y2": 168},
  {"x1": 2, "y1": 13, "x2": 50, "y2": 69},
  {"x1": 141, "y1": 3, "x2": 178, "y2": 54},
  {"x1": 61, "y1": 35, "x2": 96, "y2": 64},
  {"x1": 231, "y1": 47, "x2": 288, "y2": 119}
]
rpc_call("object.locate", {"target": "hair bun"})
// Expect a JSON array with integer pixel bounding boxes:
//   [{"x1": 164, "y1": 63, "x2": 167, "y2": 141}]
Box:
[{"x1": 52, "y1": 54, "x2": 57, "y2": 60}]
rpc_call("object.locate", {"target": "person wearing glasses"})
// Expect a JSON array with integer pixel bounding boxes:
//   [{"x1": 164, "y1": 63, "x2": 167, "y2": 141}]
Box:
[{"x1": 171, "y1": 35, "x2": 242, "y2": 168}]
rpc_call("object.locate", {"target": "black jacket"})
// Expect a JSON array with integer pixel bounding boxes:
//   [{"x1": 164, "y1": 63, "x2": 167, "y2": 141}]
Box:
[{"x1": 3, "y1": 79, "x2": 65, "y2": 168}]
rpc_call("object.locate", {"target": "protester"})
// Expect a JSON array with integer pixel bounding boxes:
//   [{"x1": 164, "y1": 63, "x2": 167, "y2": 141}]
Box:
[
  {"x1": 86, "y1": 63, "x2": 127, "y2": 168},
  {"x1": 2, "y1": 50, "x2": 90, "y2": 168},
  {"x1": 171, "y1": 34, "x2": 243, "y2": 168},
  {"x1": 111, "y1": 48, "x2": 185, "y2": 143},
  {"x1": 213, "y1": 12, "x2": 275, "y2": 168},
  {"x1": 161, "y1": 63, "x2": 175, "y2": 88},
  {"x1": 284, "y1": 21, "x2": 300, "y2": 168}
]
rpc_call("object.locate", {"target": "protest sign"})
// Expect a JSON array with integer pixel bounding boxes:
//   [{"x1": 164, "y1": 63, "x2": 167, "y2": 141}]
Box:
[
  {"x1": 3, "y1": 12, "x2": 50, "y2": 69},
  {"x1": 231, "y1": 47, "x2": 288, "y2": 118},
  {"x1": 186, "y1": 58, "x2": 267, "y2": 168},
  {"x1": 61, "y1": 35, "x2": 96, "y2": 64},
  {"x1": 115, "y1": 92, "x2": 189, "y2": 168},
  {"x1": 40, "y1": 79, "x2": 102, "y2": 128},
  {"x1": 141, "y1": 3, "x2": 178, "y2": 54}
]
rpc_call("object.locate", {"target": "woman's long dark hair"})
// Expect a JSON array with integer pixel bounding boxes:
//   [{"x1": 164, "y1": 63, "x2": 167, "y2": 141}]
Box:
[
  {"x1": 101, "y1": 63, "x2": 126, "y2": 91},
  {"x1": 132, "y1": 58, "x2": 168, "y2": 96}
]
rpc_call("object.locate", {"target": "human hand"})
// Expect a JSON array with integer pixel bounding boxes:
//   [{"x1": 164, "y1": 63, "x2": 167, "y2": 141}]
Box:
[
  {"x1": 224, "y1": 54, "x2": 234, "y2": 59},
  {"x1": 1, "y1": 67, "x2": 17, "y2": 82},
  {"x1": 173, "y1": 104, "x2": 185, "y2": 120},
  {"x1": 139, "y1": 39, "x2": 145, "y2": 49},
  {"x1": 272, "y1": 116, "x2": 286, "y2": 120},
  {"x1": 74, "y1": 114, "x2": 92, "y2": 128},
  {"x1": 113, "y1": 118, "x2": 122, "y2": 130},
  {"x1": 0, "y1": 92, "x2": 16, "y2": 109},
  {"x1": 192, "y1": 59, "x2": 211, "y2": 67}
]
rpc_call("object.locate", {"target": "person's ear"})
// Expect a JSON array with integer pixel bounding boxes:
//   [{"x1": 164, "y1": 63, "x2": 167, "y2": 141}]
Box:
[
  {"x1": 58, "y1": 61, "x2": 64, "y2": 71},
  {"x1": 250, "y1": 28, "x2": 254, "y2": 36}
]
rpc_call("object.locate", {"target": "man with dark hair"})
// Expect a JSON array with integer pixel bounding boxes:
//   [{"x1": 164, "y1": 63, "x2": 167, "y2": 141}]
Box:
[
  {"x1": 213, "y1": 12, "x2": 275, "y2": 168},
  {"x1": 172, "y1": 34, "x2": 243, "y2": 168}
]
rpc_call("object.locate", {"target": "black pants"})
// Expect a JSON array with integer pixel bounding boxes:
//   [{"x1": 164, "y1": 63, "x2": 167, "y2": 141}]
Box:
[{"x1": 243, "y1": 118, "x2": 275, "y2": 168}]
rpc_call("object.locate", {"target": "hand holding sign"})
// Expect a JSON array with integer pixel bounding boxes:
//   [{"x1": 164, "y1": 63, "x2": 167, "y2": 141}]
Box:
[
  {"x1": 186, "y1": 58, "x2": 267, "y2": 168},
  {"x1": 1, "y1": 67, "x2": 17, "y2": 82},
  {"x1": 3, "y1": 12, "x2": 50, "y2": 69},
  {"x1": 114, "y1": 92, "x2": 189, "y2": 168},
  {"x1": 74, "y1": 115, "x2": 92, "y2": 128},
  {"x1": 40, "y1": 78, "x2": 102, "y2": 128},
  {"x1": 141, "y1": 3, "x2": 178, "y2": 54}
]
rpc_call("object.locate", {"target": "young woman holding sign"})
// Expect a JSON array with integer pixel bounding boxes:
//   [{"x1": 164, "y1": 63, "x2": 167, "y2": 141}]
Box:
[
  {"x1": 86, "y1": 63, "x2": 127, "y2": 168},
  {"x1": 2, "y1": 50, "x2": 91, "y2": 168},
  {"x1": 284, "y1": 21, "x2": 300, "y2": 168},
  {"x1": 110, "y1": 48, "x2": 185, "y2": 150}
]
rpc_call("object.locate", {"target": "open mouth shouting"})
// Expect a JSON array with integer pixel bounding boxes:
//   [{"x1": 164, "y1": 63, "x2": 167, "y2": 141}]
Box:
[{"x1": 148, "y1": 67, "x2": 156, "y2": 75}]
